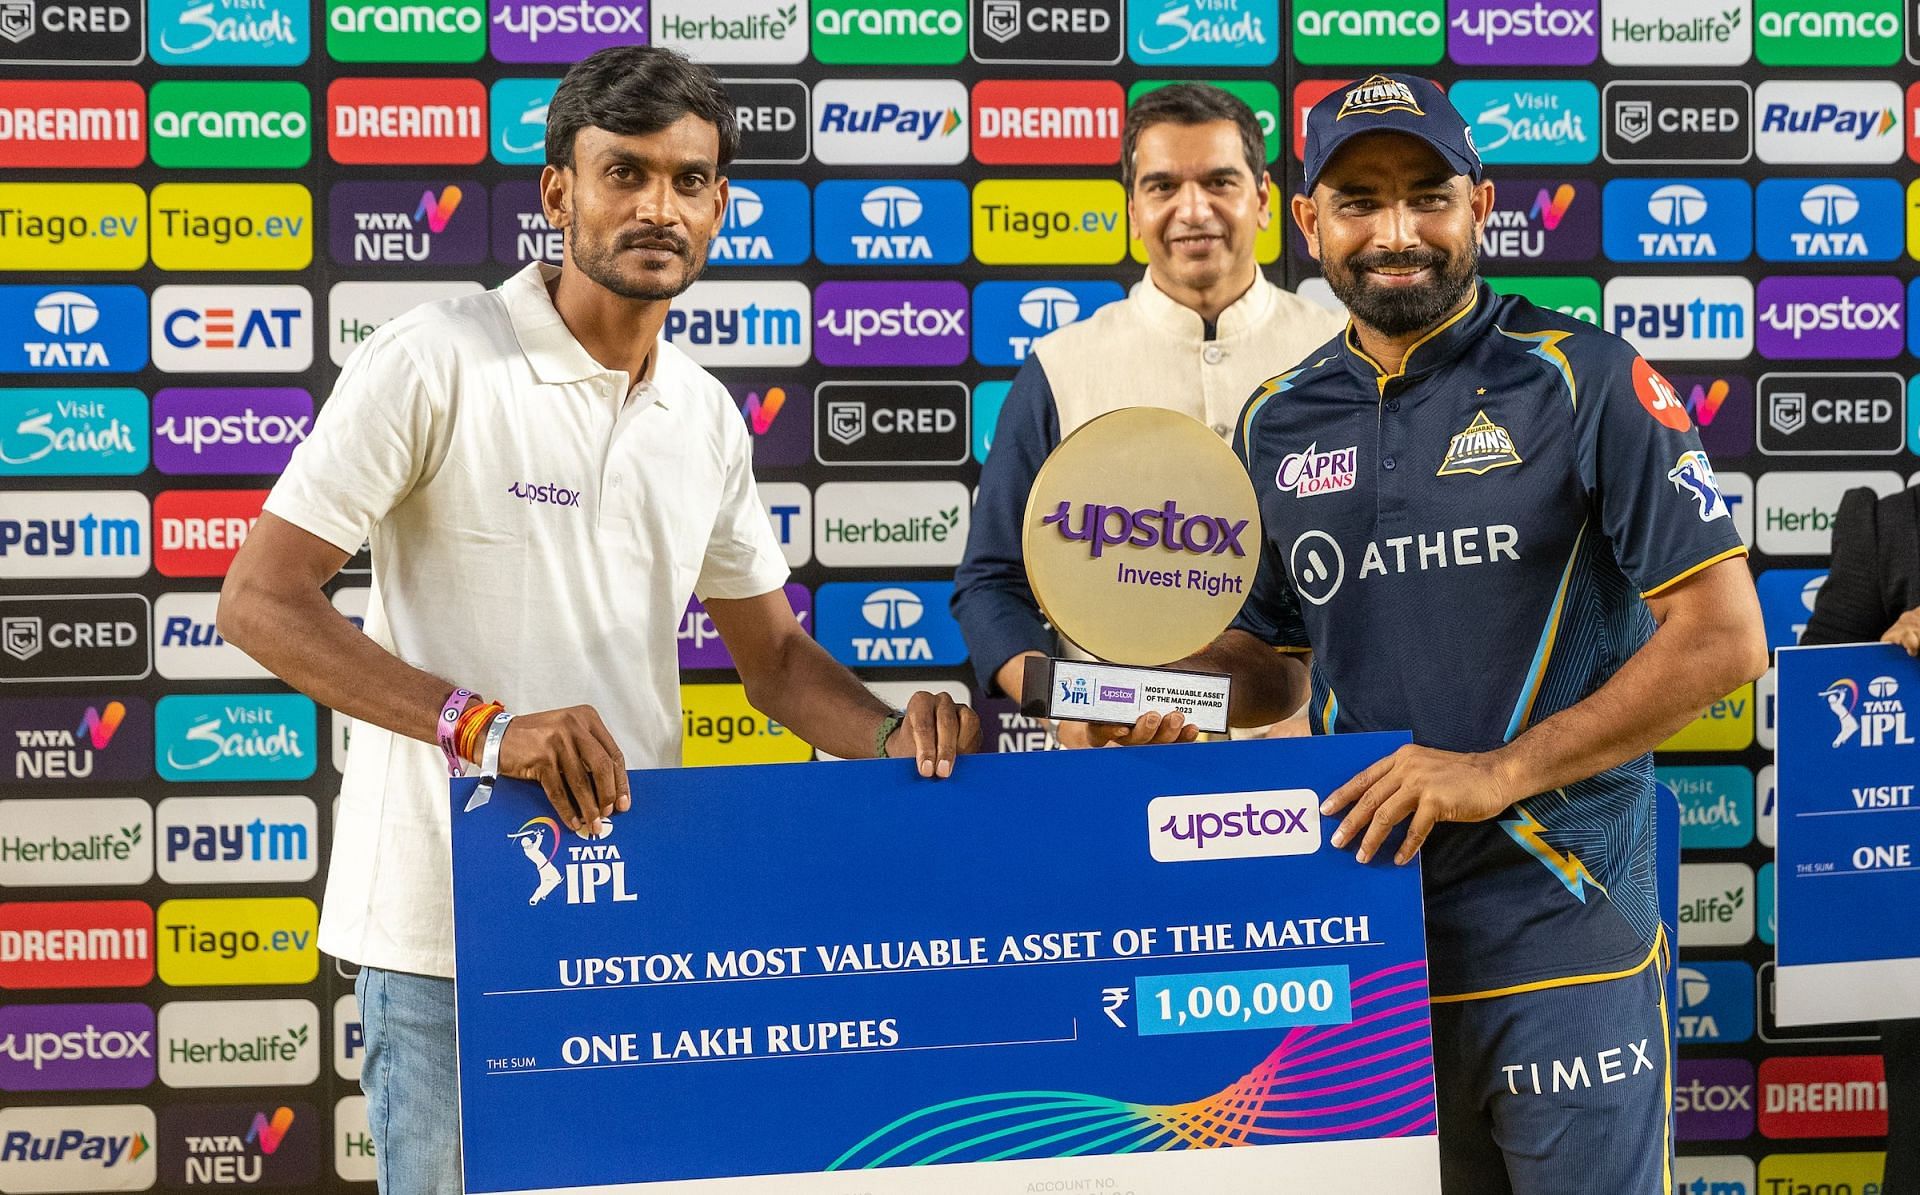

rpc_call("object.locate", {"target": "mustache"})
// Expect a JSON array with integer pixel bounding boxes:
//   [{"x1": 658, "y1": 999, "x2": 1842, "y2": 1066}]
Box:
[
  {"x1": 1345, "y1": 248, "x2": 1448, "y2": 275},
  {"x1": 618, "y1": 228, "x2": 691, "y2": 255}
]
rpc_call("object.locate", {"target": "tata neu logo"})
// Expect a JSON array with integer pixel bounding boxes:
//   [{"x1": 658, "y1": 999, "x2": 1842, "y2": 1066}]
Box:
[
  {"x1": 1478, "y1": 179, "x2": 1597, "y2": 263},
  {"x1": 160, "y1": 1101, "x2": 319, "y2": 1187},
  {"x1": 0, "y1": 900, "x2": 154, "y2": 990},
  {"x1": 1147, "y1": 790, "x2": 1321, "y2": 862},
  {"x1": 329, "y1": 180, "x2": 487, "y2": 266},
  {"x1": 0, "y1": 81, "x2": 144, "y2": 169},
  {"x1": 1760, "y1": 1055, "x2": 1886, "y2": 1138},
  {"x1": 153, "y1": 489, "x2": 266, "y2": 579},
  {"x1": 328, "y1": 77, "x2": 487, "y2": 165},
  {"x1": 971, "y1": 79, "x2": 1122, "y2": 164},
  {"x1": 0, "y1": 696, "x2": 153, "y2": 784}
]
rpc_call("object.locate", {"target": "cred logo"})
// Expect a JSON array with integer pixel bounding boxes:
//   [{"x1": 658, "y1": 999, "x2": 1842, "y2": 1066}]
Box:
[{"x1": 1148, "y1": 790, "x2": 1321, "y2": 862}]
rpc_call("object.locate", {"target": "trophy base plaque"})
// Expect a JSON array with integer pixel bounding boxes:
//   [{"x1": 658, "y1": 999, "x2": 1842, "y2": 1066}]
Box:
[{"x1": 1022, "y1": 656, "x2": 1234, "y2": 735}]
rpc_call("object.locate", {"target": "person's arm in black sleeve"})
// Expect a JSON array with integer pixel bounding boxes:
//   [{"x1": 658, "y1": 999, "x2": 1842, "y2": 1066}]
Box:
[
  {"x1": 1801, "y1": 487, "x2": 1891, "y2": 647},
  {"x1": 952, "y1": 356, "x2": 1061, "y2": 697}
]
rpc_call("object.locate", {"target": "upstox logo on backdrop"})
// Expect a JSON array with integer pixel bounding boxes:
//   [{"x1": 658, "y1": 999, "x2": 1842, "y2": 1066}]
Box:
[
  {"x1": 816, "y1": 582, "x2": 967, "y2": 666},
  {"x1": 0, "y1": 1001, "x2": 156, "y2": 1091},
  {"x1": 150, "y1": 0, "x2": 309, "y2": 63},
  {"x1": 329, "y1": 0, "x2": 486, "y2": 59},
  {"x1": 0, "y1": 491, "x2": 150, "y2": 580},
  {"x1": 814, "y1": 179, "x2": 970, "y2": 265},
  {"x1": 489, "y1": 0, "x2": 649, "y2": 61},
  {"x1": 1756, "y1": 79, "x2": 1902, "y2": 163},
  {"x1": 0, "y1": 388, "x2": 146, "y2": 476},
  {"x1": 1757, "y1": 178, "x2": 1902, "y2": 261},
  {"x1": 149, "y1": 183, "x2": 312, "y2": 272},
  {"x1": 329, "y1": 181, "x2": 487, "y2": 266},
  {"x1": 0, "y1": 81, "x2": 144, "y2": 169},
  {"x1": 1755, "y1": 275, "x2": 1903, "y2": 359},
  {"x1": 812, "y1": 0, "x2": 965, "y2": 60},
  {"x1": 971, "y1": 280, "x2": 1125, "y2": 364},
  {"x1": 813, "y1": 78, "x2": 967, "y2": 164},
  {"x1": 1448, "y1": 0, "x2": 1598, "y2": 64},
  {"x1": 328, "y1": 77, "x2": 488, "y2": 165},
  {"x1": 152, "y1": 388, "x2": 311, "y2": 476},
  {"x1": 156, "y1": 898, "x2": 318, "y2": 987},
  {"x1": 972, "y1": 178, "x2": 1126, "y2": 264},
  {"x1": 663, "y1": 280, "x2": 810, "y2": 366},
  {"x1": 1127, "y1": 0, "x2": 1277, "y2": 63},
  {"x1": 1755, "y1": 0, "x2": 1899, "y2": 63},
  {"x1": 1451, "y1": 79, "x2": 1597, "y2": 163},
  {"x1": 1291, "y1": 0, "x2": 1442, "y2": 63},
  {"x1": 814, "y1": 281, "x2": 969, "y2": 366},
  {"x1": 152, "y1": 286, "x2": 313, "y2": 374},
  {"x1": 0, "y1": 183, "x2": 146, "y2": 273},
  {"x1": 972, "y1": 79, "x2": 1123, "y2": 164},
  {"x1": 0, "y1": 288, "x2": 146, "y2": 375},
  {"x1": 653, "y1": 0, "x2": 808, "y2": 63},
  {"x1": 1605, "y1": 275, "x2": 1753, "y2": 359},
  {"x1": 149, "y1": 81, "x2": 312, "y2": 170},
  {"x1": 1601, "y1": 179, "x2": 1751, "y2": 262},
  {"x1": 155, "y1": 694, "x2": 315, "y2": 783},
  {"x1": 708, "y1": 180, "x2": 809, "y2": 266}
]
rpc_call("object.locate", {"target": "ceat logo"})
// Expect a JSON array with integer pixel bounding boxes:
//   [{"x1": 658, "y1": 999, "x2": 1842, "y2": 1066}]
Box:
[
  {"x1": 1760, "y1": 1055, "x2": 1887, "y2": 1138},
  {"x1": 1633, "y1": 356, "x2": 1691, "y2": 430},
  {"x1": 0, "y1": 900, "x2": 154, "y2": 990},
  {"x1": 151, "y1": 285, "x2": 313, "y2": 374},
  {"x1": 327, "y1": 77, "x2": 487, "y2": 165},
  {"x1": 970, "y1": 79, "x2": 1123, "y2": 164},
  {"x1": 0, "y1": 81, "x2": 144, "y2": 168},
  {"x1": 153, "y1": 490, "x2": 267, "y2": 579}
]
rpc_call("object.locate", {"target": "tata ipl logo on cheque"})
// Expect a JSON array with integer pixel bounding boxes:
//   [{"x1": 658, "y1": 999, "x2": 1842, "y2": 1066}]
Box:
[
  {"x1": 1127, "y1": 0, "x2": 1278, "y2": 64},
  {"x1": 1147, "y1": 789, "x2": 1321, "y2": 861},
  {"x1": 1820, "y1": 674, "x2": 1914, "y2": 748},
  {"x1": 509, "y1": 817, "x2": 635, "y2": 906},
  {"x1": 0, "y1": 287, "x2": 146, "y2": 374},
  {"x1": 156, "y1": 694, "x2": 315, "y2": 782}
]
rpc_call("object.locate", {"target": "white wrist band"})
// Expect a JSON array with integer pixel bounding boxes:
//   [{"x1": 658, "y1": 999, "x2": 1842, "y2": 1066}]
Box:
[{"x1": 464, "y1": 712, "x2": 515, "y2": 811}]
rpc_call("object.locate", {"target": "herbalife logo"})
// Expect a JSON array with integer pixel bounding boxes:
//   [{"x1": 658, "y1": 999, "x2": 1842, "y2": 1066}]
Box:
[
  {"x1": 0, "y1": 822, "x2": 142, "y2": 864},
  {"x1": 168, "y1": 1024, "x2": 309, "y2": 1066}
]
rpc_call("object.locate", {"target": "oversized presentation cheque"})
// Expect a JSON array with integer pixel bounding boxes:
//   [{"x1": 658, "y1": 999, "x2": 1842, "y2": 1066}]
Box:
[{"x1": 450, "y1": 734, "x2": 1440, "y2": 1195}]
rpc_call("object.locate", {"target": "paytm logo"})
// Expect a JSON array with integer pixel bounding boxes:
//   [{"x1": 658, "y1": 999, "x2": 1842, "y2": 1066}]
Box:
[
  {"x1": 1676, "y1": 961, "x2": 1756, "y2": 1045},
  {"x1": 1604, "y1": 275, "x2": 1753, "y2": 359},
  {"x1": 814, "y1": 179, "x2": 969, "y2": 265},
  {"x1": 1452, "y1": 79, "x2": 1599, "y2": 163},
  {"x1": 0, "y1": 491, "x2": 149, "y2": 580},
  {"x1": 815, "y1": 581, "x2": 966, "y2": 666},
  {"x1": 1757, "y1": 177, "x2": 1901, "y2": 261},
  {"x1": 1127, "y1": 0, "x2": 1278, "y2": 63},
  {"x1": 0, "y1": 286, "x2": 146, "y2": 373},
  {"x1": 157, "y1": 796, "x2": 316, "y2": 885},
  {"x1": 664, "y1": 280, "x2": 811, "y2": 367},
  {"x1": 971, "y1": 279, "x2": 1123, "y2": 365},
  {"x1": 488, "y1": 77, "x2": 555, "y2": 165},
  {"x1": 150, "y1": 0, "x2": 309, "y2": 63},
  {"x1": 152, "y1": 285, "x2": 313, "y2": 374},
  {"x1": 1601, "y1": 179, "x2": 1751, "y2": 262},
  {"x1": 1755, "y1": 79, "x2": 1902, "y2": 163},
  {"x1": 0, "y1": 389, "x2": 147, "y2": 477},
  {"x1": 155, "y1": 693, "x2": 316, "y2": 783},
  {"x1": 813, "y1": 78, "x2": 969, "y2": 164},
  {"x1": 1147, "y1": 789, "x2": 1320, "y2": 862},
  {"x1": 708, "y1": 180, "x2": 809, "y2": 267}
]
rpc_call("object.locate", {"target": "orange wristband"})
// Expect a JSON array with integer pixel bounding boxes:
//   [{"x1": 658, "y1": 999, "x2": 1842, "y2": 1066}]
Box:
[{"x1": 455, "y1": 701, "x2": 503, "y2": 765}]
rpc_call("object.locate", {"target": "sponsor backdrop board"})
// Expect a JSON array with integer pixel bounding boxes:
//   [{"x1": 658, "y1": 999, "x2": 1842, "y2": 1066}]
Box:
[{"x1": 0, "y1": 0, "x2": 1910, "y2": 1184}]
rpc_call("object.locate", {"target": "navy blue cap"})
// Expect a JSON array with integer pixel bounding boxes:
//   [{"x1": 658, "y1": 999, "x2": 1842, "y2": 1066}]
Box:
[{"x1": 1301, "y1": 73, "x2": 1482, "y2": 192}]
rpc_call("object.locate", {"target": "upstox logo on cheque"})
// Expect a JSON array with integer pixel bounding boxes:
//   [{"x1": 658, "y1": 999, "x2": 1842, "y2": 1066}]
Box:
[{"x1": 0, "y1": 184, "x2": 145, "y2": 273}]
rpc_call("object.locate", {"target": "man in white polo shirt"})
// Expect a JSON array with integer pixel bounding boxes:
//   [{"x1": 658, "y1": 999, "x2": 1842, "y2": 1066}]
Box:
[{"x1": 218, "y1": 46, "x2": 977, "y2": 1195}]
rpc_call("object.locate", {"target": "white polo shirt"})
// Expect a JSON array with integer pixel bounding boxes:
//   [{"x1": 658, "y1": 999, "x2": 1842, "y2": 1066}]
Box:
[{"x1": 265, "y1": 261, "x2": 789, "y2": 978}]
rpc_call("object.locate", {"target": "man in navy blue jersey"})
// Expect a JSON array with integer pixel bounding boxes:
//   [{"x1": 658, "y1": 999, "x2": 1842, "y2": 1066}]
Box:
[{"x1": 1141, "y1": 74, "x2": 1769, "y2": 1192}]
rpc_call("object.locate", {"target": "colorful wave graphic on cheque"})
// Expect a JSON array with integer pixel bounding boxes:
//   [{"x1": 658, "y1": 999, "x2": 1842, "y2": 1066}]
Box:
[{"x1": 830, "y1": 961, "x2": 1435, "y2": 1170}]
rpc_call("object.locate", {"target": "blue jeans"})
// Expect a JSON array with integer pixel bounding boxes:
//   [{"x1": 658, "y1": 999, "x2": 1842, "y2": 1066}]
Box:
[{"x1": 357, "y1": 967, "x2": 463, "y2": 1195}]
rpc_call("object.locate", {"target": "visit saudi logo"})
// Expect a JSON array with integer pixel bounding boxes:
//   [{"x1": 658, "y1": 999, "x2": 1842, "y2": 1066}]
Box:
[{"x1": 1754, "y1": 0, "x2": 1901, "y2": 64}]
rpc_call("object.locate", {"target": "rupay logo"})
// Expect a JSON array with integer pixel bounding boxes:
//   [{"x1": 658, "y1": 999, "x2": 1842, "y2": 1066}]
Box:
[
  {"x1": 0, "y1": 1105, "x2": 155, "y2": 1189},
  {"x1": 814, "y1": 179, "x2": 969, "y2": 265},
  {"x1": 154, "y1": 591, "x2": 271, "y2": 681},
  {"x1": 812, "y1": 78, "x2": 968, "y2": 164},
  {"x1": 1756, "y1": 79, "x2": 1902, "y2": 163},
  {"x1": 0, "y1": 386, "x2": 146, "y2": 476}
]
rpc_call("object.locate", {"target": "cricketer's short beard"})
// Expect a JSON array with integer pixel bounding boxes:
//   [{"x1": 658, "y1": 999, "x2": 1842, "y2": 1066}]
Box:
[{"x1": 1324, "y1": 240, "x2": 1478, "y2": 338}]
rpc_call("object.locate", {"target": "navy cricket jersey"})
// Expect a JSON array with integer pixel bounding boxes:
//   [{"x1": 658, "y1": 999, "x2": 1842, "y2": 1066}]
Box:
[{"x1": 1230, "y1": 282, "x2": 1746, "y2": 999}]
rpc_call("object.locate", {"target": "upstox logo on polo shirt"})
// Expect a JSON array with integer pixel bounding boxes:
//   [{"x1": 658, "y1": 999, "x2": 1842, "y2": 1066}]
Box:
[
  {"x1": 0, "y1": 900, "x2": 154, "y2": 989},
  {"x1": 971, "y1": 280, "x2": 1124, "y2": 364},
  {"x1": 0, "y1": 492, "x2": 149, "y2": 580},
  {"x1": 152, "y1": 286, "x2": 313, "y2": 374},
  {"x1": 0, "y1": 183, "x2": 145, "y2": 273},
  {"x1": 708, "y1": 180, "x2": 808, "y2": 267},
  {"x1": 1755, "y1": 0, "x2": 1900, "y2": 63},
  {"x1": 1478, "y1": 179, "x2": 1596, "y2": 262},
  {"x1": 812, "y1": 0, "x2": 965, "y2": 61},
  {"x1": 157, "y1": 898, "x2": 318, "y2": 986},
  {"x1": 0, "y1": 288, "x2": 146, "y2": 375},
  {"x1": 1601, "y1": 0, "x2": 1749, "y2": 64},
  {"x1": 154, "y1": 489, "x2": 266, "y2": 578},
  {"x1": 156, "y1": 694, "x2": 314, "y2": 783},
  {"x1": 488, "y1": 78, "x2": 555, "y2": 165},
  {"x1": 972, "y1": 79, "x2": 1122, "y2": 164},
  {"x1": 1755, "y1": 275, "x2": 1903, "y2": 359},
  {"x1": 1756, "y1": 80, "x2": 1902, "y2": 163},
  {"x1": 329, "y1": 181, "x2": 486, "y2": 266},
  {"x1": 0, "y1": 389, "x2": 147, "y2": 476},
  {"x1": 652, "y1": 0, "x2": 808, "y2": 63},
  {"x1": 149, "y1": 183, "x2": 312, "y2": 272},
  {"x1": 813, "y1": 78, "x2": 967, "y2": 165},
  {"x1": 150, "y1": 0, "x2": 310, "y2": 64},
  {"x1": 328, "y1": 0, "x2": 486, "y2": 59},
  {"x1": 1757, "y1": 178, "x2": 1901, "y2": 261},
  {"x1": 154, "y1": 591, "x2": 270, "y2": 680},
  {"x1": 664, "y1": 281, "x2": 810, "y2": 367},
  {"x1": 0, "y1": 1105, "x2": 156, "y2": 1191},
  {"x1": 0, "y1": 81, "x2": 144, "y2": 169},
  {"x1": 1448, "y1": 0, "x2": 1598, "y2": 64},
  {"x1": 816, "y1": 582, "x2": 967, "y2": 666},
  {"x1": 973, "y1": 178, "x2": 1125, "y2": 264},
  {"x1": 1601, "y1": 179, "x2": 1751, "y2": 262},
  {"x1": 814, "y1": 480, "x2": 968, "y2": 568},
  {"x1": 0, "y1": 697, "x2": 152, "y2": 784},
  {"x1": 0, "y1": 0, "x2": 144, "y2": 65},
  {"x1": 1126, "y1": 0, "x2": 1277, "y2": 63},
  {"x1": 328, "y1": 78, "x2": 487, "y2": 165},
  {"x1": 814, "y1": 281, "x2": 968, "y2": 367},
  {"x1": 149, "y1": 81, "x2": 312, "y2": 170},
  {"x1": 489, "y1": 0, "x2": 648, "y2": 62},
  {"x1": 1605, "y1": 275, "x2": 1753, "y2": 360},
  {"x1": 1290, "y1": 0, "x2": 1441, "y2": 63},
  {"x1": 158, "y1": 796, "x2": 316, "y2": 885},
  {"x1": 1451, "y1": 79, "x2": 1598, "y2": 163},
  {"x1": 0, "y1": 593, "x2": 151, "y2": 686},
  {"x1": 814, "y1": 180, "x2": 969, "y2": 265},
  {"x1": 0, "y1": 796, "x2": 152, "y2": 886}
]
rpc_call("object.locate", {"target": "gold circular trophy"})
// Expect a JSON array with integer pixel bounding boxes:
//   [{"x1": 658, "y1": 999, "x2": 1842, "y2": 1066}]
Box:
[{"x1": 1019, "y1": 407, "x2": 1263, "y2": 733}]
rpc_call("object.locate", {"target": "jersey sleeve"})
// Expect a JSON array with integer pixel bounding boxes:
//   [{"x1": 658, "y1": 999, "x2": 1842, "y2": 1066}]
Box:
[
  {"x1": 693, "y1": 401, "x2": 791, "y2": 602},
  {"x1": 1227, "y1": 387, "x2": 1309, "y2": 650},
  {"x1": 1576, "y1": 351, "x2": 1747, "y2": 598}
]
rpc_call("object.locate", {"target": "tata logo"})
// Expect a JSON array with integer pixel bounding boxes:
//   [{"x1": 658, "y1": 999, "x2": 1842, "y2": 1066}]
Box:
[
  {"x1": 970, "y1": 0, "x2": 1121, "y2": 61},
  {"x1": 0, "y1": 80, "x2": 144, "y2": 168},
  {"x1": 814, "y1": 280, "x2": 969, "y2": 366},
  {"x1": 1757, "y1": 177, "x2": 1901, "y2": 261},
  {"x1": 0, "y1": 697, "x2": 152, "y2": 783},
  {"x1": 815, "y1": 179, "x2": 969, "y2": 265},
  {"x1": 812, "y1": 0, "x2": 966, "y2": 61},
  {"x1": 157, "y1": 795, "x2": 317, "y2": 884},
  {"x1": 0, "y1": 491, "x2": 150, "y2": 580},
  {"x1": 152, "y1": 285, "x2": 313, "y2": 373},
  {"x1": 489, "y1": 0, "x2": 648, "y2": 61},
  {"x1": 814, "y1": 380, "x2": 969, "y2": 465},
  {"x1": 490, "y1": 180, "x2": 558, "y2": 265},
  {"x1": 816, "y1": 581, "x2": 966, "y2": 666},
  {"x1": 759, "y1": 482, "x2": 811, "y2": 567},
  {"x1": 1755, "y1": 0, "x2": 1901, "y2": 65},
  {"x1": 662, "y1": 280, "x2": 811, "y2": 366},
  {"x1": 0, "y1": 594, "x2": 149, "y2": 685},
  {"x1": 652, "y1": 0, "x2": 808, "y2": 64},
  {"x1": 1605, "y1": 275, "x2": 1753, "y2": 360},
  {"x1": 1478, "y1": 179, "x2": 1597, "y2": 262},
  {"x1": 1758, "y1": 371, "x2": 1904, "y2": 455},
  {"x1": 1754, "y1": 275, "x2": 1904, "y2": 359},
  {"x1": 1673, "y1": 960, "x2": 1756, "y2": 1043},
  {"x1": 0, "y1": 0, "x2": 143, "y2": 64},
  {"x1": 1127, "y1": 0, "x2": 1278, "y2": 63},
  {"x1": 487, "y1": 77, "x2": 554, "y2": 165},
  {"x1": 327, "y1": 76, "x2": 487, "y2": 165},
  {"x1": 0, "y1": 287, "x2": 145, "y2": 374},
  {"x1": 1602, "y1": 80, "x2": 1750, "y2": 164},
  {"x1": 327, "y1": 0, "x2": 486, "y2": 61},
  {"x1": 329, "y1": 180, "x2": 486, "y2": 266},
  {"x1": 150, "y1": 0, "x2": 310, "y2": 64},
  {"x1": 708, "y1": 179, "x2": 808, "y2": 267},
  {"x1": 1601, "y1": 178, "x2": 1751, "y2": 261},
  {"x1": 972, "y1": 79, "x2": 1124, "y2": 164},
  {"x1": 813, "y1": 78, "x2": 967, "y2": 164},
  {"x1": 1756, "y1": 79, "x2": 1902, "y2": 163},
  {"x1": 0, "y1": 388, "x2": 145, "y2": 478},
  {"x1": 148, "y1": 80, "x2": 313, "y2": 171},
  {"x1": 1447, "y1": 0, "x2": 1597, "y2": 64},
  {"x1": 1753, "y1": 567, "x2": 1826, "y2": 649},
  {"x1": 155, "y1": 693, "x2": 316, "y2": 783},
  {"x1": 1451, "y1": 79, "x2": 1598, "y2": 163},
  {"x1": 971, "y1": 279, "x2": 1123, "y2": 364}
]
